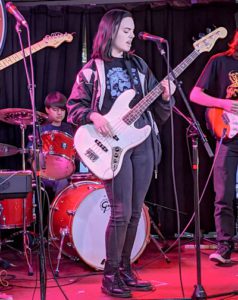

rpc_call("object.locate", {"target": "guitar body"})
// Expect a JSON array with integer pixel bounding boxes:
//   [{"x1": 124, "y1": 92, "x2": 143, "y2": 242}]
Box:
[
  {"x1": 74, "y1": 89, "x2": 151, "y2": 180},
  {"x1": 205, "y1": 107, "x2": 238, "y2": 139}
]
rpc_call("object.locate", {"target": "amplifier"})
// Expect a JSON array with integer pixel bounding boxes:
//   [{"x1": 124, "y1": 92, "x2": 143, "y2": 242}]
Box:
[{"x1": 0, "y1": 170, "x2": 32, "y2": 199}]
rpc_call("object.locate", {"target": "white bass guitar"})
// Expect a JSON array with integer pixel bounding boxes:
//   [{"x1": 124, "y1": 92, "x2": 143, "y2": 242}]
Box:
[{"x1": 74, "y1": 27, "x2": 227, "y2": 180}]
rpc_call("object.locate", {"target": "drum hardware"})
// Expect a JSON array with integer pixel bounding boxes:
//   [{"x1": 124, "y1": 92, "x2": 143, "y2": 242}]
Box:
[
  {"x1": 0, "y1": 204, "x2": 14, "y2": 261},
  {"x1": 87, "y1": 185, "x2": 98, "y2": 191},
  {"x1": 22, "y1": 196, "x2": 34, "y2": 276},
  {"x1": 149, "y1": 218, "x2": 171, "y2": 263},
  {"x1": 0, "y1": 108, "x2": 48, "y2": 171},
  {"x1": 0, "y1": 204, "x2": 3, "y2": 217},
  {"x1": 0, "y1": 197, "x2": 35, "y2": 275},
  {"x1": 51, "y1": 206, "x2": 59, "y2": 212},
  {"x1": 0, "y1": 170, "x2": 35, "y2": 275},
  {"x1": 54, "y1": 227, "x2": 69, "y2": 277},
  {"x1": 66, "y1": 210, "x2": 75, "y2": 216}
]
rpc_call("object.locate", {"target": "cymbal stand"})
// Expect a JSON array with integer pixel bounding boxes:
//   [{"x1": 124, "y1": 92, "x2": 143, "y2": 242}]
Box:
[
  {"x1": 22, "y1": 196, "x2": 33, "y2": 275},
  {"x1": 0, "y1": 204, "x2": 15, "y2": 269},
  {"x1": 20, "y1": 124, "x2": 27, "y2": 171},
  {"x1": 19, "y1": 123, "x2": 34, "y2": 275},
  {"x1": 13, "y1": 19, "x2": 46, "y2": 298}
]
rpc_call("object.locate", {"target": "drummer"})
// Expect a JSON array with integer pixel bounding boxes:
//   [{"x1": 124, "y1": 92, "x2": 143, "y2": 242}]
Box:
[{"x1": 28, "y1": 91, "x2": 75, "y2": 198}]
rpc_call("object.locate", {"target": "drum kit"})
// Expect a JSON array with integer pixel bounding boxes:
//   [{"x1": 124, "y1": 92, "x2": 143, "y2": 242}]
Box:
[{"x1": 0, "y1": 107, "x2": 166, "y2": 275}]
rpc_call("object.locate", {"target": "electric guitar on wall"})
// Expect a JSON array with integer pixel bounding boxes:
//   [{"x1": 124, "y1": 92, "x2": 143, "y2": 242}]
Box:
[
  {"x1": 74, "y1": 27, "x2": 227, "y2": 180},
  {"x1": 0, "y1": 32, "x2": 74, "y2": 70},
  {"x1": 206, "y1": 108, "x2": 238, "y2": 140}
]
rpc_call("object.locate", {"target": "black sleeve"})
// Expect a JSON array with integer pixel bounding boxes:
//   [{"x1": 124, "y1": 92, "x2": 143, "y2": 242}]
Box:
[
  {"x1": 195, "y1": 56, "x2": 217, "y2": 92},
  {"x1": 146, "y1": 66, "x2": 174, "y2": 126},
  {"x1": 67, "y1": 61, "x2": 97, "y2": 127}
]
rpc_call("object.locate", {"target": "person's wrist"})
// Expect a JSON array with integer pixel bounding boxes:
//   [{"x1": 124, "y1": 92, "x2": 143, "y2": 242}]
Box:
[
  {"x1": 162, "y1": 94, "x2": 170, "y2": 101},
  {"x1": 89, "y1": 111, "x2": 99, "y2": 122}
]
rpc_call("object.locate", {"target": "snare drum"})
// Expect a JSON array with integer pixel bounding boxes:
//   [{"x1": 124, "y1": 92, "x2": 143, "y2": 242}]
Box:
[
  {"x1": 49, "y1": 180, "x2": 150, "y2": 270},
  {"x1": 39, "y1": 130, "x2": 76, "y2": 180}
]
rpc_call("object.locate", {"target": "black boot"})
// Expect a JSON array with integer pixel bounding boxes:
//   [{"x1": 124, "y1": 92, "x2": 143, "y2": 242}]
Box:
[
  {"x1": 102, "y1": 263, "x2": 132, "y2": 298},
  {"x1": 120, "y1": 264, "x2": 153, "y2": 291}
]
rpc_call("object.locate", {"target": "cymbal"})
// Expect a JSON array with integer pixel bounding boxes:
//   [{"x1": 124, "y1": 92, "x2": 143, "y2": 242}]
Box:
[
  {"x1": 0, "y1": 108, "x2": 48, "y2": 126},
  {"x1": 0, "y1": 143, "x2": 18, "y2": 157}
]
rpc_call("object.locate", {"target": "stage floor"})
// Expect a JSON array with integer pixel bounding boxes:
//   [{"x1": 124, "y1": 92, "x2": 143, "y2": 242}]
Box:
[{"x1": 0, "y1": 237, "x2": 238, "y2": 300}]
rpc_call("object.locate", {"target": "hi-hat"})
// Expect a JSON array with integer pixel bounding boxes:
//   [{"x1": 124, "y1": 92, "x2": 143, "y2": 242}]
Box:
[
  {"x1": 0, "y1": 108, "x2": 48, "y2": 126},
  {"x1": 0, "y1": 143, "x2": 18, "y2": 157}
]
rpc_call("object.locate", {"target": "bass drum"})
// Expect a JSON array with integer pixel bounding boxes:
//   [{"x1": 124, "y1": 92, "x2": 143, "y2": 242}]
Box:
[{"x1": 49, "y1": 180, "x2": 150, "y2": 270}]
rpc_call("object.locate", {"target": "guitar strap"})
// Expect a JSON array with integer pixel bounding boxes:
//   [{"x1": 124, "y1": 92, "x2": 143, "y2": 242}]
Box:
[{"x1": 123, "y1": 56, "x2": 136, "y2": 90}]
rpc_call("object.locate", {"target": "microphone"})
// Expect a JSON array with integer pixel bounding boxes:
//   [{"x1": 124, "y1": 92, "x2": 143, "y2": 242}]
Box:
[
  {"x1": 6, "y1": 2, "x2": 27, "y2": 27},
  {"x1": 138, "y1": 32, "x2": 167, "y2": 43}
]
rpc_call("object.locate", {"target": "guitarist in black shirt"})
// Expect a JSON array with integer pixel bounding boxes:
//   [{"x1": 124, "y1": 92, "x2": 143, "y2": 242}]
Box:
[{"x1": 190, "y1": 30, "x2": 238, "y2": 264}]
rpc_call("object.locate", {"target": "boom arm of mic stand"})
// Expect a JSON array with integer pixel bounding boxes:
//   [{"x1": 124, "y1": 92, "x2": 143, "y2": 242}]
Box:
[{"x1": 156, "y1": 42, "x2": 214, "y2": 158}]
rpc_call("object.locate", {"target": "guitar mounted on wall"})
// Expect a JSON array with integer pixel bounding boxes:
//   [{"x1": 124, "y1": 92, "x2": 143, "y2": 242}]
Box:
[
  {"x1": 74, "y1": 27, "x2": 227, "y2": 180},
  {"x1": 0, "y1": 32, "x2": 74, "y2": 70}
]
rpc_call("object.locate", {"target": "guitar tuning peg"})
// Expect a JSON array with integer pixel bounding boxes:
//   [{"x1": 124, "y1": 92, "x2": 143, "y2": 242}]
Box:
[
  {"x1": 192, "y1": 36, "x2": 197, "y2": 42},
  {"x1": 198, "y1": 33, "x2": 205, "y2": 39},
  {"x1": 212, "y1": 24, "x2": 217, "y2": 29},
  {"x1": 206, "y1": 28, "x2": 212, "y2": 34}
]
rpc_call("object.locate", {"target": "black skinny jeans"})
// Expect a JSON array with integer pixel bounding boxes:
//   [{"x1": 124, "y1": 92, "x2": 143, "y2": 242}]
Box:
[
  {"x1": 213, "y1": 141, "x2": 238, "y2": 242},
  {"x1": 103, "y1": 133, "x2": 154, "y2": 271}
]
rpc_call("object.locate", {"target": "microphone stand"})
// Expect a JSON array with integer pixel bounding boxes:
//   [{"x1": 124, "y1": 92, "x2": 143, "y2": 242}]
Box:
[
  {"x1": 156, "y1": 40, "x2": 213, "y2": 300},
  {"x1": 15, "y1": 21, "x2": 47, "y2": 300}
]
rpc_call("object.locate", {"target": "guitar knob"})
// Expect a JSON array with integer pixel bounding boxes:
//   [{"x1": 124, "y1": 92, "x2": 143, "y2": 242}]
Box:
[
  {"x1": 198, "y1": 33, "x2": 205, "y2": 39},
  {"x1": 206, "y1": 28, "x2": 212, "y2": 34}
]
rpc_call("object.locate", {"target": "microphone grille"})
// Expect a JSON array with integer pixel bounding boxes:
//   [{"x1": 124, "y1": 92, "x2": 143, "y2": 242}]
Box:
[
  {"x1": 138, "y1": 32, "x2": 145, "y2": 40},
  {"x1": 6, "y1": 2, "x2": 13, "y2": 9}
]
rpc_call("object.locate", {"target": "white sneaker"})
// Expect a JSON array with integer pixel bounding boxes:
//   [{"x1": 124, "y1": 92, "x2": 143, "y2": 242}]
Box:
[{"x1": 209, "y1": 252, "x2": 231, "y2": 264}]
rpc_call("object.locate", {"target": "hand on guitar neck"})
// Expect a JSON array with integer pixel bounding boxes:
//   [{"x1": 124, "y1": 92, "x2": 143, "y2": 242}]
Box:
[{"x1": 161, "y1": 79, "x2": 176, "y2": 101}]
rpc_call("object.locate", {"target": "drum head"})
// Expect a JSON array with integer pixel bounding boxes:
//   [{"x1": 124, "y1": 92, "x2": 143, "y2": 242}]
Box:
[
  {"x1": 50, "y1": 181, "x2": 150, "y2": 270},
  {"x1": 71, "y1": 187, "x2": 149, "y2": 270}
]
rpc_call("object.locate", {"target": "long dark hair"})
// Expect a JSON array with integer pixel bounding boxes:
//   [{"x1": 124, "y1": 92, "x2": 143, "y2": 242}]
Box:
[{"x1": 91, "y1": 9, "x2": 132, "y2": 61}]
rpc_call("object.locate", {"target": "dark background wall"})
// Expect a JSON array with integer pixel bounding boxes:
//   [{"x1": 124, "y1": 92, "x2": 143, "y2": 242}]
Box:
[{"x1": 0, "y1": 0, "x2": 237, "y2": 237}]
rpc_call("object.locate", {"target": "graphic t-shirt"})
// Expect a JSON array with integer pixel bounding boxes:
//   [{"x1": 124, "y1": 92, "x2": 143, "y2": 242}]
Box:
[
  {"x1": 196, "y1": 53, "x2": 238, "y2": 142},
  {"x1": 196, "y1": 54, "x2": 238, "y2": 100},
  {"x1": 101, "y1": 57, "x2": 143, "y2": 115}
]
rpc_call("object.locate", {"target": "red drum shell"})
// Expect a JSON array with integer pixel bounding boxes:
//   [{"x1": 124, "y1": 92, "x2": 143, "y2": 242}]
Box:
[
  {"x1": 0, "y1": 192, "x2": 34, "y2": 229},
  {"x1": 38, "y1": 130, "x2": 76, "y2": 180}
]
